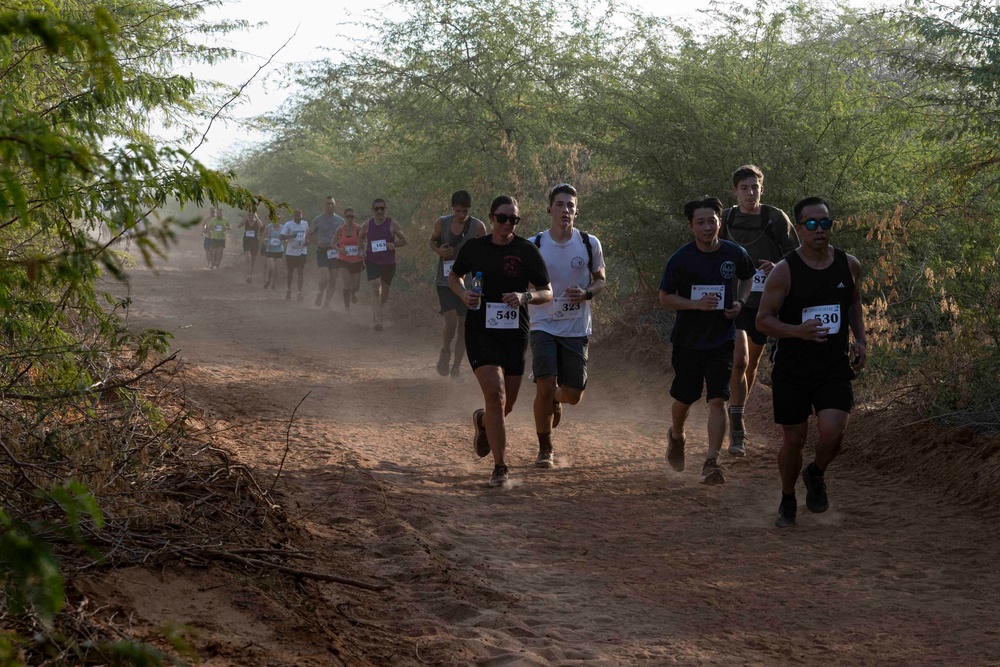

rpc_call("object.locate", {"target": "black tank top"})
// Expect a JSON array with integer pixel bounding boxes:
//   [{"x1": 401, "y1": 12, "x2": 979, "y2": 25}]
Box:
[{"x1": 773, "y1": 247, "x2": 855, "y2": 379}]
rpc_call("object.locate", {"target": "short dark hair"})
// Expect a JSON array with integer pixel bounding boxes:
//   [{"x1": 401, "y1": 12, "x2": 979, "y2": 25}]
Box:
[
  {"x1": 548, "y1": 183, "x2": 578, "y2": 206},
  {"x1": 793, "y1": 196, "x2": 831, "y2": 223},
  {"x1": 372, "y1": 198, "x2": 386, "y2": 208},
  {"x1": 344, "y1": 207, "x2": 355, "y2": 215},
  {"x1": 731, "y1": 164, "x2": 764, "y2": 187},
  {"x1": 451, "y1": 190, "x2": 472, "y2": 207},
  {"x1": 489, "y1": 195, "x2": 518, "y2": 216},
  {"x1": 683, "y1": 196, "x2": 723, "y2": 221}
]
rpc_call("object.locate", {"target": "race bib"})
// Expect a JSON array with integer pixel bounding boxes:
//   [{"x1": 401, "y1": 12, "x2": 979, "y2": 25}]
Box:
[
  {"x1": 802, "y1": 304, "x2": 841, "y2": 334},
  {"x1": 245, "y1": 230, "x2": 256, "y2": 238},
  {"x1": 751, "y1": 269, "x2": 767, "y2": 293},
  {"x1": 552, "y1": 297, "x2": 583, "y2": 320},
  {"x1": 371, "y1": 239, "x2": 387, "y2": 253},
  {"x1": 442, "y1": 260, "x2": 455, "y2": 277},
  {"x1": 690, "y1": 284, "x2": 725, "y2": 310},
  {"x1": 268, "y1": 238, "x2": 281, "y2": 246},
  {"x1": 296, "y1": 231, "x2": 306, "y2": 242},
  {"x1": 214, "y1": 225, "x2": 223, "y2": 232},
  {"x1": 486, "y1": 302, "x2": 519, "y2": 329},
  {"x1": 344, "y1": 245, "x2": 359, "y2": 257},
  {"x1": 327, "y1": 249, "x2": 338, "y2": 259}
]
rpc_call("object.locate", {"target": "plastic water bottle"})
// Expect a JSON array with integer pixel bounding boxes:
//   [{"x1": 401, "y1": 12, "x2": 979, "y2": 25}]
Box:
[{"x1": 469, "y1": 272, "x2": 483, "y2": 311}]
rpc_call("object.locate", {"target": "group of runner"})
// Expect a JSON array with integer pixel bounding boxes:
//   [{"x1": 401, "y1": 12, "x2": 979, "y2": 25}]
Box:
[{"x1": 442, "y1": 166, "x2": 866, "y2": 529}]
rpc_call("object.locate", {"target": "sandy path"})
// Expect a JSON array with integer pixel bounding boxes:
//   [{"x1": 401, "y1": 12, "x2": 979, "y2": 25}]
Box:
[{"x1": 110, "y1": 236, "x2": 1000, "y2": 666}]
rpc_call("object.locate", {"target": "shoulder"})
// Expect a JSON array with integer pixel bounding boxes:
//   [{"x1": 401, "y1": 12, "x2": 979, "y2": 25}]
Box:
[
  {"x1": 769, "y1": 206, "x2": 793, "y2": 225},
  {"x1": 720, "y1": 239, "x2": 749, "y2": 257}
]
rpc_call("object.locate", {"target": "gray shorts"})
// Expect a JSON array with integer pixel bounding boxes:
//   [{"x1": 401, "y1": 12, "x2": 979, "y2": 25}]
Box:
[{"x1": 530, "y1": 330, "x2": 588, "y2": 390}]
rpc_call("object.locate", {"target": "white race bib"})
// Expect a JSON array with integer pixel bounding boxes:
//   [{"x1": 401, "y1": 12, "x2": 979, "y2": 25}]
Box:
[
  {"x1": 268, "y1": 238, "x2": 281, "y2": 246},
  {"x1": 296, "y1": 231, "x2": 306, "y2": 242},
  {"x1": 690, "y1": 284, "x2": 725, "y2": 310},
  {"x1": 371, "y1": 239, "x2": 388, "y2": 253},
  {"x1": 245, "y1": 230, "x2": 256, "y2": 238},
  {"x1": 327, "y1": 249, "x2": 338, "y2": 259},
  {"x1": 751, "y1": 269, "x2": 767, "y2": 293},
  {"x1": 214, "y1": 225, "x2": 223, "y2": 232},
  {"x1": 344, "y1": 245, "x2": 359, "y2": 257},
  {"x1": 486, "y1": 302, "x2": 520, "y2": 329},
  {"x1": 552, "y1": 297, "x2": 583, "y2": 320},
  {"x1": 802, "y1": 304, "x2": 841, "y2": 334},
  {"x1": 442, "y1": 260, "x2": 455, "y2": 277}
]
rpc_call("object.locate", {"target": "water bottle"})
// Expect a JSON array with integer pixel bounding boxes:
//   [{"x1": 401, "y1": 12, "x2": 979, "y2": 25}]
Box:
[{"x1": 469, "y1": 272, "x2": 483, "y2": 311}]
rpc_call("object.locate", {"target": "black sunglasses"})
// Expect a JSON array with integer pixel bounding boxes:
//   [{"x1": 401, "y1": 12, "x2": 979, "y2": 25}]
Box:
[
  {"x1": 494, "y1": 214, "x2": 521, "y2": 225},
  {"x1": 801, "y1": 217, "x2": 833, "y2": 231}
]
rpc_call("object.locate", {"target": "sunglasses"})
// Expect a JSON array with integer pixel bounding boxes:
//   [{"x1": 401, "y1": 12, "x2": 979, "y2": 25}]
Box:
[
  {"x1": 373, "y1": 206, "x2": 386, "y2": 211},
  {"x1": 494, "y1": 214, "x2": 521, "y2": 225},
  {"x1": 801, "y1": 217, "x2": 833, "y2": 231}
]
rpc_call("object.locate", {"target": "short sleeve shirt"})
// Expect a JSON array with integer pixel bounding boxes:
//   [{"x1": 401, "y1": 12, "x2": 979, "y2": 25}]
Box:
[
  {"x1": 722, "y1": 206, "x2": 799, "y2": 308},
  {"x1": 209, "y1": 220, "x2": 230, "y2": 240},
  {"x1": 528, "y1": 229, "x2": 605, "y2": 337},
  {"x1": 310, "y1": 213, "x2": 344, "y2": 247},
  {"x1": 280, "y1": 220, "x2": 310, "y2": 256},
  {"x1": 659, "y1": 240, "x2": 755, "y2": 350},
  {"x1": 452, "y1": 235, "x2": 550, "y2": 338}
]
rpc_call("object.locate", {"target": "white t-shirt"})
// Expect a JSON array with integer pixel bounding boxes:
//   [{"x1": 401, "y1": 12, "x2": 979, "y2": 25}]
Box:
[
  {"x1": 280, "y1": 220, "x2": 310, "y2": 256},
  {"x1": 528, "y1": 228, "x2": 605, "y2": 337}
]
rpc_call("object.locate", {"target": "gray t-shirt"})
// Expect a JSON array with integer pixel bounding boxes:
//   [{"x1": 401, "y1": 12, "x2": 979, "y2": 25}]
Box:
[
  {"x1": 310, "y1": 213, "x2": 345, "y2": 247},
  {"x1": 722, "y1": 205, "x2": 798, "y2": 308},
  {"x1": 435, "y1": 214, "x2": 483, "y2": 287}
]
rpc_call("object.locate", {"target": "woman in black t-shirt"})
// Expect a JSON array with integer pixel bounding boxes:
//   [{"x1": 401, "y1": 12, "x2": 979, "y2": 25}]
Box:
[{"x1": 449, "y1": 195, "x2": 552, "y2": 488}]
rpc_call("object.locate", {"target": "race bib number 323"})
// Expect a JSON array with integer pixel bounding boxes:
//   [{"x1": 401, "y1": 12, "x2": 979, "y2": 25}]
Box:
[
  {"x1": 802, "y1": 304, "x2": 841, "y2": 334},
  {"x1": 552, "y1": 297, "x2": 583, "y2": 320},
  {"x1": 486, "y1": 302, "x2": 519, "y2": 329}
]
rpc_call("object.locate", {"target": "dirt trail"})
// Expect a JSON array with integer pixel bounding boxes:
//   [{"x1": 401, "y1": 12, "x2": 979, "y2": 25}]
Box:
[{"x1": 106, "y1": 236, "x2": 1000, "y2": 666}]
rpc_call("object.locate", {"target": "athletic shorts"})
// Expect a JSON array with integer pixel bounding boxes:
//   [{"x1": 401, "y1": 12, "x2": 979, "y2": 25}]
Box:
[
  {"x1": 771, "y1": 371, "x2": 854, "y2": 425},
  {"x1": 264, "y1": 251, "x2": 284, "y2": 259},
  {"x1": 465, "y1": 329, "x2": 528, "y2": 375},
  {"x1": 203, "y1": 237, "x2": 211, "y2": 250},
  {"x1": 670, "y1": 342, "x2": 734, "y2": 404},
  {"x1": 339, "y1": 260, "x2": 365, "y2": 273},
  {"x1": 210, "y1": 238, "x2": 226, "y2": 248},
  {"x1": 530, "y1": 331, "x2": 588, "y2": 390},
  {"x1": 437, "y1": 285, "x2": 468, "y2": 315},
  {"x1": 315, "y1": 247, "x2": 339, "y2": 269},
  {"x1": 736, "y1": 306, "x2": 768, "y2": 346},
  {"x1": 285, "y1": 254, "x2": 307, "y2": 270},
  {"x1": 243, "y1": 237, "x2": 259, "y2": 255},
  {"x1": 366, "y1": 263, "x2": 396, "y2": 284}
]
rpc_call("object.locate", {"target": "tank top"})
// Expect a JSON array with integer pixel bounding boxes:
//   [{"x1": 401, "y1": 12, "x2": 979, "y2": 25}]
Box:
[
  {"x1": 263, "y1": 224, "x2": 284, "y2": 253},
  {"x1": 365, "y1": 218, "x2": 395, "y2": 266},
  {"x1": 434, "y1": 215, "x2": 481, "y2": 287},
  {"x1": 337, "y1": 223, "x2": 362, "y2": 263},
  {"x1": 772, "y1": 247, "x2": 855, "y2": 379}
]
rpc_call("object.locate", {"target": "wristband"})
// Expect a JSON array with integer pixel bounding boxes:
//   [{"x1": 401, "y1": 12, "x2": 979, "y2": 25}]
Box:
[
  {"x1": 585, "y1": 289, "x2": 594, "y2": 300},
  {"x1": 736, "y1": 298, "x2": 746, "y2": 308}
]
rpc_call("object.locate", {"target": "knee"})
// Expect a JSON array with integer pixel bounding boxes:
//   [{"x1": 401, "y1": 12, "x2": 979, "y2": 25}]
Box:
[
  {"x1": 707, "y1": 397, "x2": 726, "y2": 413},
  {"x1": 732, "y1": 354, "x2": 749, "y2": 374},
  {"x1": 561, "y1": 387, "x2": 583, "y2": 405},
  {"x1": 536, "y1": 378, "x2": 557, "y2": 399}
]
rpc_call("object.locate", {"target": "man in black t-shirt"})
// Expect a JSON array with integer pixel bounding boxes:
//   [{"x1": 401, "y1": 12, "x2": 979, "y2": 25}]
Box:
[
  {"x1": 659, "y1": 196, "x2": 755, "y2": 485},
  {"x1": 450, "y1": 195, "x2": 552, "y2": 488},
  {"x1": 757, "y1": 196, "x2": 867, "y2": 528}
]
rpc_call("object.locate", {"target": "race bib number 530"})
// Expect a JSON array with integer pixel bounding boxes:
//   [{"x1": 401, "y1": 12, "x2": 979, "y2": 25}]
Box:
[
  {"x1": 486, "y1": 302, "x2": 519, "y2": 329},
  {"x1": 802, "y1": 304, "x2": 841, "y2": 334}
]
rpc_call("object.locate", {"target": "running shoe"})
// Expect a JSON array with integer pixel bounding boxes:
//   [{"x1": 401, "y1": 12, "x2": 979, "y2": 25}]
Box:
[
  {"x1": 801, "y1": 465, "x2": 829, "y2": 513},
  {"x1": 489, "y1": 464, "x2": 509, "y2": 487},
  {"x1": 666, "y1": 427, "x2": 685, "y2": 472},
  {"x1": 699, "y1": 457, "x2": 725, "y2": 485},
  {"x1": 436, "y1": 348, "x2": 450, "y2": 376},
  {"x1": 728, "y1": 430, "x2": 747, "y2": 457},
  {"x1": 535, "y1": 446, "x2": 554, "y2": 469},
  {"x1": 551, "y1": 399, "x2": 563, "y2": 429},
  {"x1": 775, "y1": 495, "x2": 797, "y2": 528},
  {"x1": 472, "y1": 409, "x2": 490, "y2": 457},
  {"x1": 450, "y1": 364, "x2": 461, "y2": 380}
]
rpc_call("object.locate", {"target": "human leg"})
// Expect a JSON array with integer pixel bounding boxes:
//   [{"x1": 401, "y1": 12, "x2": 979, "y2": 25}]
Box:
[
  {"x1": 369, "y1": 279, "x2": 383, "y2": 328},
  {"x1": 452, "y1": 315, "x2": 467, "y2": 375},
  {"x1": 438, "y1": 309, "x2": 458, "y2": 376},
  {"x1": 473, "y1": 365, "x2": 509, "y2": 468}
]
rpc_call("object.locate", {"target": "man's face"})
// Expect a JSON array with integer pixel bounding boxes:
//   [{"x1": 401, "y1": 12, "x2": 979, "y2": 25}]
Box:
[
  {"x1": 215, "y1": 208, "x2": 224, "y2": 219},
  {"x1": 324, "y1": 198, "x2": 336, "y2": 214},
  {"x1": 733, "y1": 176, "x2": 762, "y2": 211},
  {"x1": 293, "y1": 210, "x2": 302, "y2": 223},
  {"x1": 372, "y1": 202, "x2": 386, "y2": 221},
  {"x1": 689, "y1": 208, "x2": 721, "y2": 245},
  {"x1": 452, "y1": 205, "x2": 470, "y2": 224},
  {"x1": 796, "y1": 203, "x2": 832, "y2": 251},
  {"x1": 548, "y1": 193, "x2": 577, "y2": 229}
]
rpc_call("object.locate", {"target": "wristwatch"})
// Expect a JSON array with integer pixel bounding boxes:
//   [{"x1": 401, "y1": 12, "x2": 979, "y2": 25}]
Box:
[
  {"x1": 736, "y1": 298, "x2": 746, "y2": 308},
  {"x1": 585, "y1": 289, "x2": 594, "y2": 300}
]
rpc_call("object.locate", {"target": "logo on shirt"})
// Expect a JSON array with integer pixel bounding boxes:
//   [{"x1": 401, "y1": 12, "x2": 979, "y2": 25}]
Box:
[
  {"x1": 837, "y1": 282, "x2": 846, "y2": 288},
  {"x1": 571, "y1": 256, "x2": 585, "y2": 269},
  {"x1": 503, "y1": 255, "x2": 523, "y2": 278},
  {"x1": 720, "y1": 260, "x2": 736, "y2": 279}
]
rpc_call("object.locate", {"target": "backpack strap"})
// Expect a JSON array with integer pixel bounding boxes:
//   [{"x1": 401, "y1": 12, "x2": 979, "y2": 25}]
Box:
[
  {"x1": 759, "y1": 205, "x2": 782, "y2": 256},
  {"x1": 722, "y1": 207, "x2": 736, "y2": 241},
  {"x1": 533, "y1": 233, "x2": 543, "y2": 247},
  {"x1": 580, "y1": 231, "x2": 594, "y2": 272}
]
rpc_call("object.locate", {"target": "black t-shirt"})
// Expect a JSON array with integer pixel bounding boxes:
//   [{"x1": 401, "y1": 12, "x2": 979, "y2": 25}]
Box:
[
  {"x1": 452, "y1": 235, "x2": 550, "y2": 337},
  {"x1": 659, "y1": 240, "x2": 756, "y2": 350}
]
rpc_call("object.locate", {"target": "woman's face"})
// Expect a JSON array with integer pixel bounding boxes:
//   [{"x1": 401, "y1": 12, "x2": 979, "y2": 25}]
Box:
[{"x1": 490, "y1": 203, "x2": 520, "y2": 237}]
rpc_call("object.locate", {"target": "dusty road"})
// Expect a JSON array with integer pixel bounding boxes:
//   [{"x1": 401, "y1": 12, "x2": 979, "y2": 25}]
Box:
[{"x1": 109, "y1": 235, "x2": 1000, "y2": 665}]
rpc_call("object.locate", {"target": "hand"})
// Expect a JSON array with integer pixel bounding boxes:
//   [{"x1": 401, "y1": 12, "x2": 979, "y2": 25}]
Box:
[
  {"x1": 758, "y1": 259, "x2": 775, "y2": 276},
  {"x1": 724, "y1": 301, "x2": 741, "y2": 319},
  {"x1": 696, "y1": 294, "x2": 720, "y2": 311},
  {"x1": 438, "y1": 245, "x2": 455, "y2": 259},
  {"x1": 464, "y1": 289, "x2": 481, "y2": 308},
  {"x1": 850, "y1": 340, "x2": 867, "y2": 370},
  {"x1": 501, "y1": 291, "x2": 523, "y2": 308},
  {"x1": 799, "y1": 318, "x2": 830, "y2": 343},
  {"x1": 387, "y1": 242, "x2": 395, "y2": 251},
  {"x1": 565, "y1": 285, "x2": 586, "y2": 305}
]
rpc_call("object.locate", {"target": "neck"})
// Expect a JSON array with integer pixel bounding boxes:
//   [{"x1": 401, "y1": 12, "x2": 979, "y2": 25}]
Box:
[
  {"x1": 739, "y1": 203, "x2": 761, "y2": 215},
  {"x1": 798, "y1": 244, "x2": 832, "y2": 264},
  {"x1": 695, "y1": 237, "x2": 721, "y2": 253},
  {"x1": 548, "y1": 223, "x2": 573, "y2": 242},
  {"x1": 491, "y1": 230, "x2": 514, "y2": 245}
]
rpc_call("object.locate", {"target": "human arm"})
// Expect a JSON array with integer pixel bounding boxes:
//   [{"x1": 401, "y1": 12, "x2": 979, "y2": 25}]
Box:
[
  {"x1": 848, "y1": 254, "x2": 867, "y2": 370},
  {"x1": 389, "y1": 220, "x2": 408, "y2": 250},
  {"x1": 429, "y1": 218, "x2": 453, "y2": 259},
  {"x1": 473, "y1": 219, "x2": 487, "y2": 238},
  {"x1": 357, "y1": 223, "x2": 368, "y2": 259},
  {"x1": 756, "y1": 261, "x2": 830, "y2": 342},
  {"x1": 502, "y1": 283, "x2": 552, "y2": 308},
  {"x1": 566, "y1": 268, "x2": 606, "y2": 304}
]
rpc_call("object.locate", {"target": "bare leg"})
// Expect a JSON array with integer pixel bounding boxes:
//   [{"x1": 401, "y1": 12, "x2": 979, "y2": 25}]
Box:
[
  {"x1": 452, "y1": 315, "x2": 467, "y2": 371},
  {"x1": 324, "y1": 267, "x2": 338, "y2": 305},
  {"x1": 369, "y1": 278, "x2": 383, "y2": 326},
  {"x1": 814, "y1": 409, "x2": 850, "y2": 471},
  {"x1": 778, "y1": 422, "x2": 809, "y2": 494},
  {"x1": 533, "y1": 376, "x2": 558, "y2": 434},
  {"x1": 707, "y1": 397, "x2": 727, "y2": 459},
  {"x1": 671, "y1": 399, "x2": 693, "y2": 440}
]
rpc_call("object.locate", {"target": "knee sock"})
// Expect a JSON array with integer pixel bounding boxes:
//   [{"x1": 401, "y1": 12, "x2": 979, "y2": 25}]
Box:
[
  {"x1": 537, "y1": 431, "x2": 552, "y2": 451},
  {"x1": 729, "y1": 405, "x2": 745, "y2": 432}
]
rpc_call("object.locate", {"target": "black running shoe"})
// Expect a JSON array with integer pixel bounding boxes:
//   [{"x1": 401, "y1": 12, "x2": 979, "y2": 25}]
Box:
[
  {"x1": 666, "y1": 427, "x2": 685, "y2": 472},
  {"x1": 489, "y1": 464, "x2": 509, "y2": 487},
  {"x1": 472, "y1": 409, "x2": 490, "y2": 458},
  {"x1": 699, "y1": 457, "x2": 725, "y2": 485},
  {"x1": 801, "y1": 465, "x2": 829, "y2": 513},
  {"x1": 551, "y1": 399, "x2": 563, "y2": 428},
  {"x1": 775, "y1": 495, "x2": 797, "y2": 528},
  {"x1": 728, "y1": 430, "x2": 746, "y2": 457},
  {"x1": 534, "y1": 447, "x2": 554, "y2": 469}
]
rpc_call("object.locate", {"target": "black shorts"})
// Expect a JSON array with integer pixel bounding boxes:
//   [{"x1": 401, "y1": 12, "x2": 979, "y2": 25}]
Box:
[
  {"x1": 285, "y1": 254, "x2": 307, "y2": 270},
  {"x1": 243, "y1": 237, "x2": 259, "y2": 255},
  {"x1": 366, "y1": 263, "x2": 396, "y2": 284},
  {"x1": 530, "y1": 331, "x2": 588, "y2": 390},
  {"x1": 264, "y1": 250, "x2": 284, "y2": 259},
  {"x1": 736, "y1": 306, "x2": 768, "y2": 346},
  {"x1": 316, "y1": 247, "x2": 338, "y2": 269},
  {"x1": 465, "y1": 329, "x2": 528, "y2": 376},
  {"x1": 437, "y1": 285, "x2": 468, "y2": 315},
  {"x1": 203, "y1": 237, "x2": 211, "y2": 250},
  {"x1": 670, "y1": 342, "x2": 734, "y2": 404},
  {"x1": 771, "y1": 371, "x2": 854, "y2": 425},
  {"x1": 338, "y1": 260, "x2": 365, "y2": 274},
  {"x1": 210, "y1": 238, "x2": 226, "y2": 248}
]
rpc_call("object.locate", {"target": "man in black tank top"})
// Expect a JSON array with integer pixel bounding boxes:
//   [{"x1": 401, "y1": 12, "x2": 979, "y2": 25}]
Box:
[{"x1": 757, "y1": 196, "x2": 868, "y2": 528}]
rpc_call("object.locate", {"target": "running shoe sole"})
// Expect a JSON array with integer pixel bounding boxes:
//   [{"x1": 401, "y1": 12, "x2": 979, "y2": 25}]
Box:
[{"x1": 472, "y1": 409, "x2": 490, "y2": 458}]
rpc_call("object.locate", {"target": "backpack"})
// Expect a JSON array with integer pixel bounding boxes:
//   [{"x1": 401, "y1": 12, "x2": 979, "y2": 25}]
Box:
[
  {"x1": 722, "y1": 204, "x2": 782, "y2": 257},
  {"x1": 533, "y1": 230, "x2": 594, "y2": 272}
]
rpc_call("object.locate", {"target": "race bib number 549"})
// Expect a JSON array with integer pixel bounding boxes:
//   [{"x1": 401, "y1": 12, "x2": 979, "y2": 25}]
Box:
[
  {"x1": 486, "y1": 302, "x2": 519, "y2": 329},
  {"x1": 802, "y1": 304, "x2": 841, "y2": 334}
]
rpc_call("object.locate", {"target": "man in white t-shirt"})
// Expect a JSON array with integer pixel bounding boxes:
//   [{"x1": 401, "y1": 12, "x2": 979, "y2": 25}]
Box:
[
  {"x1": 279, "y1": 208, "x2": 310, "y2": 301},
  {"x1": 528, "y1": 183, "x2": 607, "y2": 468}
]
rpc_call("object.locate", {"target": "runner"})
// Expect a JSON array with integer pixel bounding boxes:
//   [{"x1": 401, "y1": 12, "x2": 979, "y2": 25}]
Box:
[
  {"x1": 279, "y1": 209, "x2": 310, "y2": 301},
  {"x1": 756, "y1": 196, "x2": 867, "y2": 528},
  {"x1": 208, "y1": 207, "x2": 230, "y2": 269},
  {"x1": 309, "y1": 196, "x2": 345, "y2": 307},
  {"x1": 429, "y1": 190, "x2": 486, "y2": 378},
  {"x1": 449, "y1": 195, "x2": 552, "y2": 487},
  {"x1": 358, "y1": 199, "x2": 408, "y2": 331},
  {"x1": 528, "y1": 183, "x2": 606, "y2": 468},
  {"x1": 238, "y1": 206, "x2": 264, "y2": 283},
  {"x1": 334, "y1": 207, "x2": 364, "y2": 311},
  {"x1": 722, "y1": 165, "x2": 799, "y2": 457},
  {"x1": 261, "y1": 216, "x2": 284, "y2": 290},
  {"x1": 201, "y1": 207, "x2": 215, "y2": 268},
  {"x1": 658, "y1": 196, "x2": 755, "y2": 485}
]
